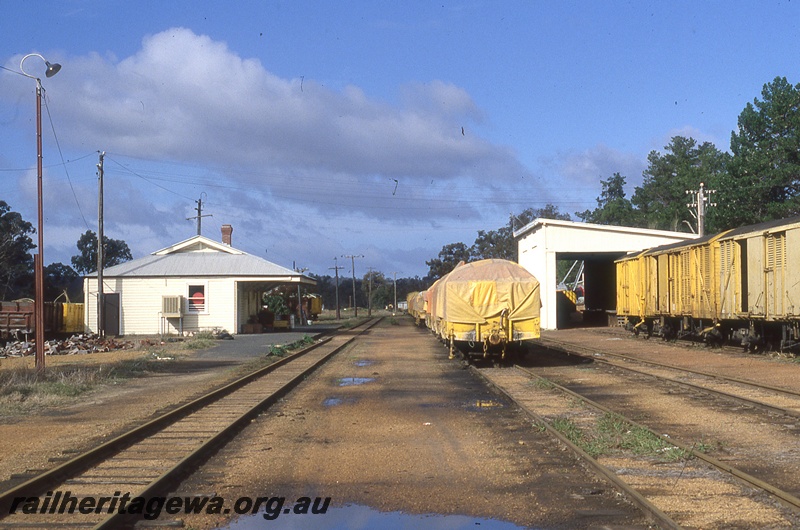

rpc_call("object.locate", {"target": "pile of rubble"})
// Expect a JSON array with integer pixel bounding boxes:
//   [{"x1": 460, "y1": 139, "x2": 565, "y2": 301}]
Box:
[{"x1": 0, "y1": 334, "x2": 136, "y2": 358}]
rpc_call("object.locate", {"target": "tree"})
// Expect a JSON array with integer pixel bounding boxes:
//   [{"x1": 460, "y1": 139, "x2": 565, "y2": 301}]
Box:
[
  {"x1": 0, "y1": 200, "x2": 34, "y2": 300},
  {"x1": 396, "y1": 276, "x2": 427, "y2": 303},
  {"x1": 576, "y1": 173, "x2": 639, "y2": 226},
  {"x1": 362, "y1": 270, "x2": 393, "y2": 309},
  {"x1": 71, "y1": 230, "x2": 133, "y2": 275},
  {"x1": 425, "y1": 242, "x2": 471, "y2": 281},
  {"x1": 44, "y1": 262, "x2": 80, "y2": 302},
  {"x1": 525, "y1": 204, "x2": 571, "y2": 223},
  {"x1": 471, "y1": 205, "x2": 571, "y2": 262},
  {"x1": 724, "y1": 76, "x2": 800, "y2": 227},
  {"x1": 426, "y1": 204, "x2": 572, "y2": 281},
  {"x1": 631, "y1": 136, "x2": 728, "y2": 233},
  {"x1": 471, "y1": 226, "x2": 515, "y2": 261}
]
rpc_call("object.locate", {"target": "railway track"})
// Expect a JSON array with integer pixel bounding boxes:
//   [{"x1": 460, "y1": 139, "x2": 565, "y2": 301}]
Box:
[
  {"x1": 535, "y1": 335, "x2": 800, "y2": 420},
  {"x1": 474, "y1": 363, "x2": 800, "y2": 528},
  {"x1": 0, "y1": 318, "x2": 381, "y2": 529}
]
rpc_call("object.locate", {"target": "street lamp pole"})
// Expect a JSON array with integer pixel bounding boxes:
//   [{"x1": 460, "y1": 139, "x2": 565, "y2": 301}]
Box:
[{"x1": 19, "y1": 53, "x2": 61, "y2": 371}]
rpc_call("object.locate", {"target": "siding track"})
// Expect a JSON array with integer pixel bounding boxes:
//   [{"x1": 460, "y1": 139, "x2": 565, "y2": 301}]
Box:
[
  {"x1": 475, "y1": 363, "x2": 800, "y2": 528},
  {"x1": 535, "y1": 336, "x2": 800, "y2": 421},
  {"x1": 0, "y1": 319, "x2": 380, "y2": 529}
]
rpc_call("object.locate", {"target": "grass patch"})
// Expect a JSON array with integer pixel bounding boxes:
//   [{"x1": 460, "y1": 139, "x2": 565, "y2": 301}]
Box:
[
  {"x1": 529, "y1": 377, "x2": 555, "y2": 390},
  {"x1": 551, "y1": 417, "x2": 606, "y2": 457},
  {"x1": 106, "y1": 351, "x2": 179, "y2": 379},
  {"x1": 550, "y1": 412, "x2": 688, "y2": 461},
  {"x1": 267, "y1": 335, "x2": 315, "y2": 357},
  {"x1": 0, "y1": 352, "x2": 178, "y2": 416},
  {"x1": 184, "y1": 331, "x2": 217, "y2": 350},
  {"x1": 596, "y1": 413, "x2": 688, "y2": 461}
]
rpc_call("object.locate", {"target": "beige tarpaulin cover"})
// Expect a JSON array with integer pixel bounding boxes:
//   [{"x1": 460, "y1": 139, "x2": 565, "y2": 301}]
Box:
[{"x1": 431, "y1": 259, "x2": 540, "y2": 324}]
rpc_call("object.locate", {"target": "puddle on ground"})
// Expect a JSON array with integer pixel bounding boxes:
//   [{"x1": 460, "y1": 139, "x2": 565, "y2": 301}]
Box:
[
  {"x1": 418, "y1": 399, "x2": 504, "y2": 411},
  {"x1": 219, "y1": 503, "x2": 531, "y2": 529},
  {"x1": 322, "y1": 396, "x2": 358, "y2": 407},
  {"x1": 417, "y1": 402, "x2": 453, "y2": 409},
  {"x1": 353, "y1": 359, "x2": 374, "y2": 367},
  {"x1": 337, "y1": 377, "x2": 374, "y2": 387},
  {"x1": 470, "y1": 399, "x2": 503, "y2": 409},
  {"x1": 464, "y1": 399, "x2": 505, "y2": 412}
]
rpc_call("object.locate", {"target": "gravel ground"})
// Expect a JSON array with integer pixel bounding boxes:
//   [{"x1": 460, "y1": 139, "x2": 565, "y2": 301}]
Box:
[
  {"x1": 0, "y1": 327, "x2": 330, "y2": 492},
  {"x1": 176, "y1": 320, "x2": 649, "y2": 529},
  {"x1": 528, "y1": 326, "x2": 800, "y2": 528},
  {"x1": 15, "y1": 322, "x2": 781, "y2": 528}
]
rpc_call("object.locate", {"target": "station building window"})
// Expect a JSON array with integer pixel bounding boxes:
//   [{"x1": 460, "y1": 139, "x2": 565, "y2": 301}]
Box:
[{"x1": 187, "y1": 284, "x2": 207, "y2": 314}]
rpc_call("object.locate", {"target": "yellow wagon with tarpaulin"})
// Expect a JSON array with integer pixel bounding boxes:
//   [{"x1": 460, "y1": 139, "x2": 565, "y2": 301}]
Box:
[{"x1": 430, "y1": 259, "x2": 541, "y2": 363}]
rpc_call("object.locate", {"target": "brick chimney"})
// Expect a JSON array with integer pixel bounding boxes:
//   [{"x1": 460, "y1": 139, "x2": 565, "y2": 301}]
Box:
[{"x1": 221, "y1": 224, "x2": 233, "y2": 246}]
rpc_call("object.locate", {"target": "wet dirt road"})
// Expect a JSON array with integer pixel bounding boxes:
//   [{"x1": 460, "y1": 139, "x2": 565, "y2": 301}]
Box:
[{"x1": 178, "y1": 319, "x2": 650, "y2": 529}]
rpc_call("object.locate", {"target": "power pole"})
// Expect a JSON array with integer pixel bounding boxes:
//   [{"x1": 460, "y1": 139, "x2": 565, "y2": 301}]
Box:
[
  {"x1": 294, "y1": 265, "x2": 308, "y2": 326},
  {"x1": 686, "y1": 182, "x2": 717, "y2": 236},
  {"x1": 329, "y1": 257, "x2": 344, "y2": 320},
  {"x1": 97, "y1": 151, "x2": 105, "y2": 339},
  {"x1": 367, "y1": 267, "x2": 374, "y2": 317},
  {"x1": 186, "y1": 193, "x2": 212, "y2": 236},
  {"x1": 342, "y1": 254, "x2": 364, "y2": 317},
  {"x1": 392, "y1": 272, "x2": 399, "y2": 316}
]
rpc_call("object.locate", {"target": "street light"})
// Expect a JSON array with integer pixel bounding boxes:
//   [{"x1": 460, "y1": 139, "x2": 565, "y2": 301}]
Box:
[{"x1": 19, "y1": 53, "x2": 61, "y2": 371}]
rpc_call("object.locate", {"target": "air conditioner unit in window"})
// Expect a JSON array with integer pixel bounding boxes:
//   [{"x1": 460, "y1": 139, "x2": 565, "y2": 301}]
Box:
[{"x1": 162, "y1": 295, "x2": 184, "y2": 317}]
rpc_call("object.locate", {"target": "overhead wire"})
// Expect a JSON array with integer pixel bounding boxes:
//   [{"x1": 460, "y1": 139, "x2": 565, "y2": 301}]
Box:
[
  {"x1": 41, "y1": 86, "x2": 90, "y2": 230},
  {"x1": 102, "y1": 161, "x2": 585, "y2": 211},
  {"x1": 0, "y1": 151, "x2": 97, "y2": 172},
  {"x1": 105, "y1": 156, "x2": 196, "y2": 201}
]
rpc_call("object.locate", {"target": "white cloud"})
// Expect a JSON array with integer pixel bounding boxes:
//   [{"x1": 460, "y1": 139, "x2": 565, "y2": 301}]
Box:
[
  {"x1": 44, "y1": 28, "x2": 535, "y2": 209},
  {"x1": 535, "y1": 144, "x2": 646, "y2": 215},
  {"x1": 655, "y1": 126, "x2": 728, "y2": 153},
  {"x1": 0, "y1": 28, "x2": 564, "y2": 276}
]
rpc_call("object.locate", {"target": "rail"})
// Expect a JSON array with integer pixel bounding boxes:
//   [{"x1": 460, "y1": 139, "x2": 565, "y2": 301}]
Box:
[{"x1": 0, "y1": 317, "x2": 381, "y2": 528}]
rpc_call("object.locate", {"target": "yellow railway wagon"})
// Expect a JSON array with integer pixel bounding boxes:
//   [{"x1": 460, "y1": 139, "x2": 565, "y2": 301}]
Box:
[
  {"x1": 617, "y1": 216, "x2": 800, "y2": 351},
  {"x1": 406, "y1": 291, "x2": 427, "y2": 325},
  {"x1": 406, "y1": 291, "x2": 417, "y2": 317},
  {"x1": 648, "y1": 231, "x2": 730, "y2": 321},
  {"x1": 429, "y1": 259, "x2": 540, "y2": 362},
  {"x1": 616, "y1": 232, "x2": 727, "y2": 340},
  {"x1": 61, "y1": 303, "x2": 85, "y2": 334},
  {"x1": 715, "y1": 217, "x2": 800, "y2": 350},
  {"x1": 615, "y1": 249, "x2": 651, "y2": 332}
]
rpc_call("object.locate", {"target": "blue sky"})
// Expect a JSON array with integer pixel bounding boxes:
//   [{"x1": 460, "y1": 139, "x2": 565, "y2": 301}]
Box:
[{"x1": 3, "y1": 1, "x2": 800, "y2": 279}]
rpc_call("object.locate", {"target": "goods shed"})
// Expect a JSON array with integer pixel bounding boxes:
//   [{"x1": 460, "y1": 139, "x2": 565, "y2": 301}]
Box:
[{"x1": 514, "y1": 219, "x2": 697, "y2": 330}]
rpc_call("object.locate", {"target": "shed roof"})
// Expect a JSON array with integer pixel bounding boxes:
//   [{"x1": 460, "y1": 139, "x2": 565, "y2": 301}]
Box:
[
  {"x1": 513, "y1": 217, "x2": 696, "y2": 240},
  {"x1": 88, "y1": 235, "x2": 315, "y2": 284}
]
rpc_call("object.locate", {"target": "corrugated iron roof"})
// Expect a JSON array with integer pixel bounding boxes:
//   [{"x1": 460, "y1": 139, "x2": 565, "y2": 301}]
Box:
[{"x1": 87, "y1": 235, "x2": 315, "y2": 284}]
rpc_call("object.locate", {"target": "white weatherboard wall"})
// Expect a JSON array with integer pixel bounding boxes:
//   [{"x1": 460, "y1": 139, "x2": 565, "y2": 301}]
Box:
[
  {"x1": 515, "y1": 219, "x2": 697, "y2": 330},
  {"x1": 84, "y1": 276, "x2": 237, "y2": 336}
]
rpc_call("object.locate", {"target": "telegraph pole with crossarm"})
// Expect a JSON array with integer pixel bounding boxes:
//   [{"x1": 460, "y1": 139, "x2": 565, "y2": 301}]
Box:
[{"x1": 686, "y1": 182, "x2": 717, "y2": 236}]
